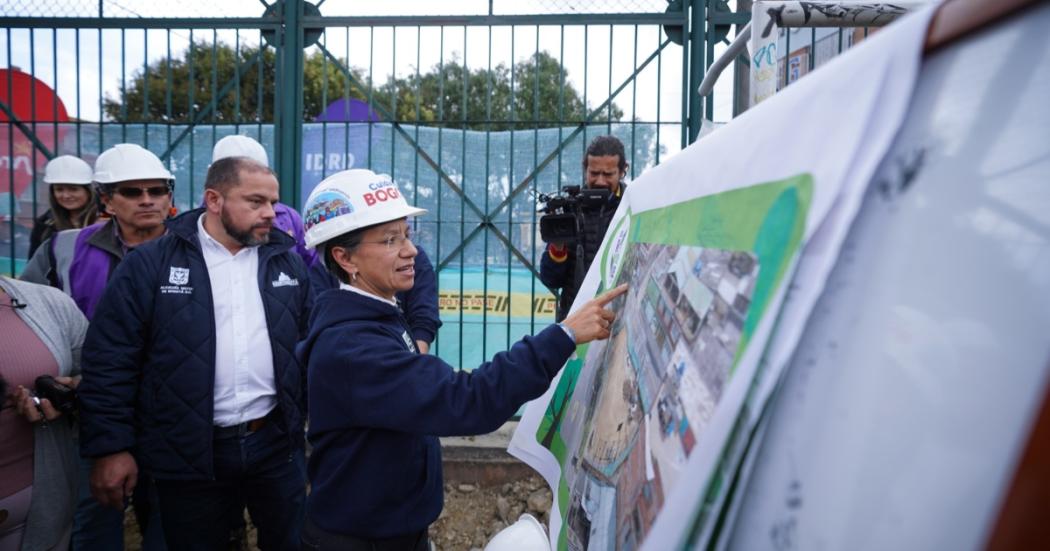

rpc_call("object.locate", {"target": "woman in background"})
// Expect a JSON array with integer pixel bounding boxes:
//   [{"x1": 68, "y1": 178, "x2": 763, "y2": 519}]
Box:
[{"x1": 28, "y1": 155, "x2": 99, "y2": 258}]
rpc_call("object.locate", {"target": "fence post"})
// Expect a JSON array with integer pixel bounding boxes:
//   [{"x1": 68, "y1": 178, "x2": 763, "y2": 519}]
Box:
[
  {"x1": 733, "y1": 0, "x2": 753, "y2": 117},
  {"x1": 276, "y1": 0, "x2": 305, "y2": 208},
  {"x1": 687, "y1": 0, "x2": 707, "y2": 143}
]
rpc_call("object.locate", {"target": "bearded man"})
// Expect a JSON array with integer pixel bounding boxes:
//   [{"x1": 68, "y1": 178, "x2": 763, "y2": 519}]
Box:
[{"x1": 77, "y1": 156, "x2": 311, "y2": 550}]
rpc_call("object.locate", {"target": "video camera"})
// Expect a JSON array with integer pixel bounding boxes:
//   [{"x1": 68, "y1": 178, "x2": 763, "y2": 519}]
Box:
[{"x1": 537, "y1": 185, "x2": 612, "y2": 245}]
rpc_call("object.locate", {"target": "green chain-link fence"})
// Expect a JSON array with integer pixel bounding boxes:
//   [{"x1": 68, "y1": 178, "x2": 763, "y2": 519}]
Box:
[{"x1": 1, "y1": 0, "x2": 761, "y2": 370}]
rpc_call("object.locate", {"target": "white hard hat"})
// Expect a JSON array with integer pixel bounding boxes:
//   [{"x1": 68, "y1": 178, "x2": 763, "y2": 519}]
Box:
[
  {"x1": 43, "y1": 155, "x2": 93, "y2": 185},
  {"x1": 212, "y1": 134, "x2": 269, "y2": 166},
  {"x1": 484, "y1": 514, "x2": 550, "y2": 551},
  {"x1": 92, "y1": 144, "x2": 174, "y2": 185},
  {"x1": 302, "y1": 169, "x2": 426, "y2": 250}
]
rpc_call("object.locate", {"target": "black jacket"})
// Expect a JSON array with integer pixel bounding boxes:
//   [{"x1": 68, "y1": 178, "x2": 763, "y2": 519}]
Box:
[
  {"x1": 539, "y1": 184, "x2": 625, "y2": 320},
  {"x1": 28, "y1": 210, "x2": 56, "y2": 259},
  {"x1": 78, "y1": 209, "x2": 312, "y2": 480}
]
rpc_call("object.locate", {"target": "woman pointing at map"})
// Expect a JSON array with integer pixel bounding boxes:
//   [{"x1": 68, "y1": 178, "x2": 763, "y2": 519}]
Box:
[{"x1": 296, "y1": 168, "x2": 627, "y2": 551}]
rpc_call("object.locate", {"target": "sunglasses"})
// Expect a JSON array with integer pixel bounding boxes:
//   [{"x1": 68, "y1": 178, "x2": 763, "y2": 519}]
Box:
[{"x1": 114, "y1": 186, "x2": 170, "y2": 199}]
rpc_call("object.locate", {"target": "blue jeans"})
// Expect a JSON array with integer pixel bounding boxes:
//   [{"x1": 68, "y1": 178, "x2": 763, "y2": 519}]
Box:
[
  {"x1": 154, "y1": 421, "x2": 306, "y2": 551},
  {"x1": 72, "y1": 456, "x2": 167, "y2": 551}
]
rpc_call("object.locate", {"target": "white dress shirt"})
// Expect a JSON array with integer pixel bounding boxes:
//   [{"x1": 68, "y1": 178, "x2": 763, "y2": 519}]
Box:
[{"x1": 198, "y1": 214, "x2": 277, "y2": 427}]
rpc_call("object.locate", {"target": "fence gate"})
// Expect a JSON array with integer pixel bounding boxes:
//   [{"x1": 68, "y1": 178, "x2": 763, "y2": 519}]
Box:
[{"x1": 0, "y1": 0, "x2": 747, "y2": 368}]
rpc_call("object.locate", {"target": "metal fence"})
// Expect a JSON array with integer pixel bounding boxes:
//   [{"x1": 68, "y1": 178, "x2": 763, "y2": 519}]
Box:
[
  {"x1": 0, "y1": 0, "x2": 759, "y2": 368},
  {"x1": 697, "y1": 1, "x2": 915, "y2": 117}
]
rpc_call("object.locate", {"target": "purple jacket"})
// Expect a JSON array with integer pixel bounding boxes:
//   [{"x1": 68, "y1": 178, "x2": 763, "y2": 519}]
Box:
[
  {"x1": 274, "y1": 202, "x2": 317, "y2": 267},
  {"x1": 18, "y1": 219, "x2": 126, "y2": 320},
  {"x1": 67, "y1": 222, "x2": 120, "y2": 319},
  {"x1": 20, "y1": 221, "x2": 115, "y2": 320}
]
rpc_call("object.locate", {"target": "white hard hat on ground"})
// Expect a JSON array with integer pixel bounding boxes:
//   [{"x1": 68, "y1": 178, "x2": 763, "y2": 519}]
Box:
[
  {"x1": 302, "y1": 168, "x2": 426, "y2": 250},
  {"x1": 43, "y1": 155, "x2": 93, "y2": 185},
  {"x1": 484, "y1": 514, "x2": 550, "y2": 551},
  {"x1": 212, "y1": 134, "x2": 269, "y2": 166},
  {"x1": 92, "y1": 143, "x2": 174, "y2": 185}
]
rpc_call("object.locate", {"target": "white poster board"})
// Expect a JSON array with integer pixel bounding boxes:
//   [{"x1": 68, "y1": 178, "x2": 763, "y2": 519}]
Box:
[
  {"x1": 724, "y1": 4, "x2": 1050, "y2": 550},
  {"x1": 508, "y1": 5, "x2": 941, "y2": 549}
]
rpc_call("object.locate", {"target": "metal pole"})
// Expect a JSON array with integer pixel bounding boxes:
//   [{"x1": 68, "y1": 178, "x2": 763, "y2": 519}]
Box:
[
  {"x1": 687, "y1": 0, "x2": 706, "y2": 143},
  {"x1": 697, "y1": 23, "x2": 750, "y2": 102},
  {"x1": 276, "y1": 0, "x2": 305, "y2": 207},
  {"x1": 733, "y1": 0, "x2": 753, "y2": 117},
  {"x1": 749, "y1": 1, "x2": 920, "y2": 107}
]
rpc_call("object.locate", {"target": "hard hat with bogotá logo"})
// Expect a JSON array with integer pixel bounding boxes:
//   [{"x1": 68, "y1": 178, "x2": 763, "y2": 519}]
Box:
[
  {"x1": 212, "y1": 134, "x2": 269, "y2": 167},
  {"x1": 92, "y1": 143, "x2": 174, "y2": 187},
  {"x1": 302, "y1": 168, "x2": 426, "y2": 250},
  {"x1": 43, "y1": 155, "x2": 93, "y2": 185}
]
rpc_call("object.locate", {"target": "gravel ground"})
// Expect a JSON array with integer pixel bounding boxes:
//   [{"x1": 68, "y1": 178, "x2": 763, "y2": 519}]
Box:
[
  {"x1": 122, "y1": 473, "x2": 552, "y2": 551},
  {"x1": 429, "y1": 474, "x2": 552, "y2": 551}
]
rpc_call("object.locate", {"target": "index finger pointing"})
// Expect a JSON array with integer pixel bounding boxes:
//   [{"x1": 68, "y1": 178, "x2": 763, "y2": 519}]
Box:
[{"x1": 594, "y1": 283, "x2": 629, "y2": 307}]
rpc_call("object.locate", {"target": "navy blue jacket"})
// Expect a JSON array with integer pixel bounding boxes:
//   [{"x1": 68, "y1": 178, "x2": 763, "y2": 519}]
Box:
[
  {"x1": 299, "y1": 288, "x2": 574, "y2": 538},
  {"x1": 78, "y1": 209, "x2": 312, "y2": 480},
  {"x1": 308, "y1": 245, "x2": 441, "y2": 344}
]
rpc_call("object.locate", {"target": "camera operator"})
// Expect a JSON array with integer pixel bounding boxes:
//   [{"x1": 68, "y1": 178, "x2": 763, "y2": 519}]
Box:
[{"x1": 540, "y1": 135, "x2": 628, "y2": 321}]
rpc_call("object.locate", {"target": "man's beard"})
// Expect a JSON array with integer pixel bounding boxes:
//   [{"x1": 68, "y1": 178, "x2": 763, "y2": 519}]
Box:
[{"x1": 221, "y1": 206, "x2": 270, "y2": 247}]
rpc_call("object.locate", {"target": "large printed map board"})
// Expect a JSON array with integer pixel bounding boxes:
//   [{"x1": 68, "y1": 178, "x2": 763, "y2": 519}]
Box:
[{"x1": 534, "y1": 177, "x2": 810, "y2": 550}]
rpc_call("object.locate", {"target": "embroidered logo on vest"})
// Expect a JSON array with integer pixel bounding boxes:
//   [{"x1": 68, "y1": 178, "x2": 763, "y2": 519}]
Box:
[
  {"x1": 272, "y1": 272, "x2": 300, "y2": 288},
  {"x1": 162, "y1": 266, "x2": 194, "y2": 295},
  {"x1": 169, "y1": 267, "x2": 190, "y2": 285}
]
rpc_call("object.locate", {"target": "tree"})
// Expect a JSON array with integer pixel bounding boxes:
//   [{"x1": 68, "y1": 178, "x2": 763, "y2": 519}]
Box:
[
  {"x1": 376, "y1": 51, "x2": 623, "y2": 130},
  {"x1": 105, "y1": 42, "x2": 623, "y2": 129},
  {"x1": 105, "y1": 42, "x2": 272, "y2": 123},
  {"x1": 105, "y1": 43, "x2": 368, "y2": 124}
]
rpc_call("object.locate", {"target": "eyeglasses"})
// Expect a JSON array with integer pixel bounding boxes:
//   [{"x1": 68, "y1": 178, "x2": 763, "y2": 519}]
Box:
[
  {"x1": 114, "y1": 186, "x2": 170, "y2": 199},
  {"x1": 361, "y1": 234, "x2": 413, "y2": 252}
]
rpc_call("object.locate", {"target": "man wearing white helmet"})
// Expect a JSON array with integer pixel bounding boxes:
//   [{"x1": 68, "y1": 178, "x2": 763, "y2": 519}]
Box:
[
  {"x1": 78, "y1": 155, "x2": 311, "y2": 550},
  {"x1": 212, "y1": 134, "x2": 315, "y2": 266},
  {"x1": 28, "y1": 155, "x2": 99, "y2": 257},
  {"x1": 212, "y1": 134, "x2": 319, "y2": 548},
  {"x1": 19, "y1": 143, "x2": 174, "y2": 551},
  {"x1": 21, "y1": 143, "x2": 175, "y2": 319},
  {"x1": 297, "y1": 168, "x2": 626, "y2": 549},
  {"x1": 216, "y1": 134, "x2": 441, "y2": 353}
]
